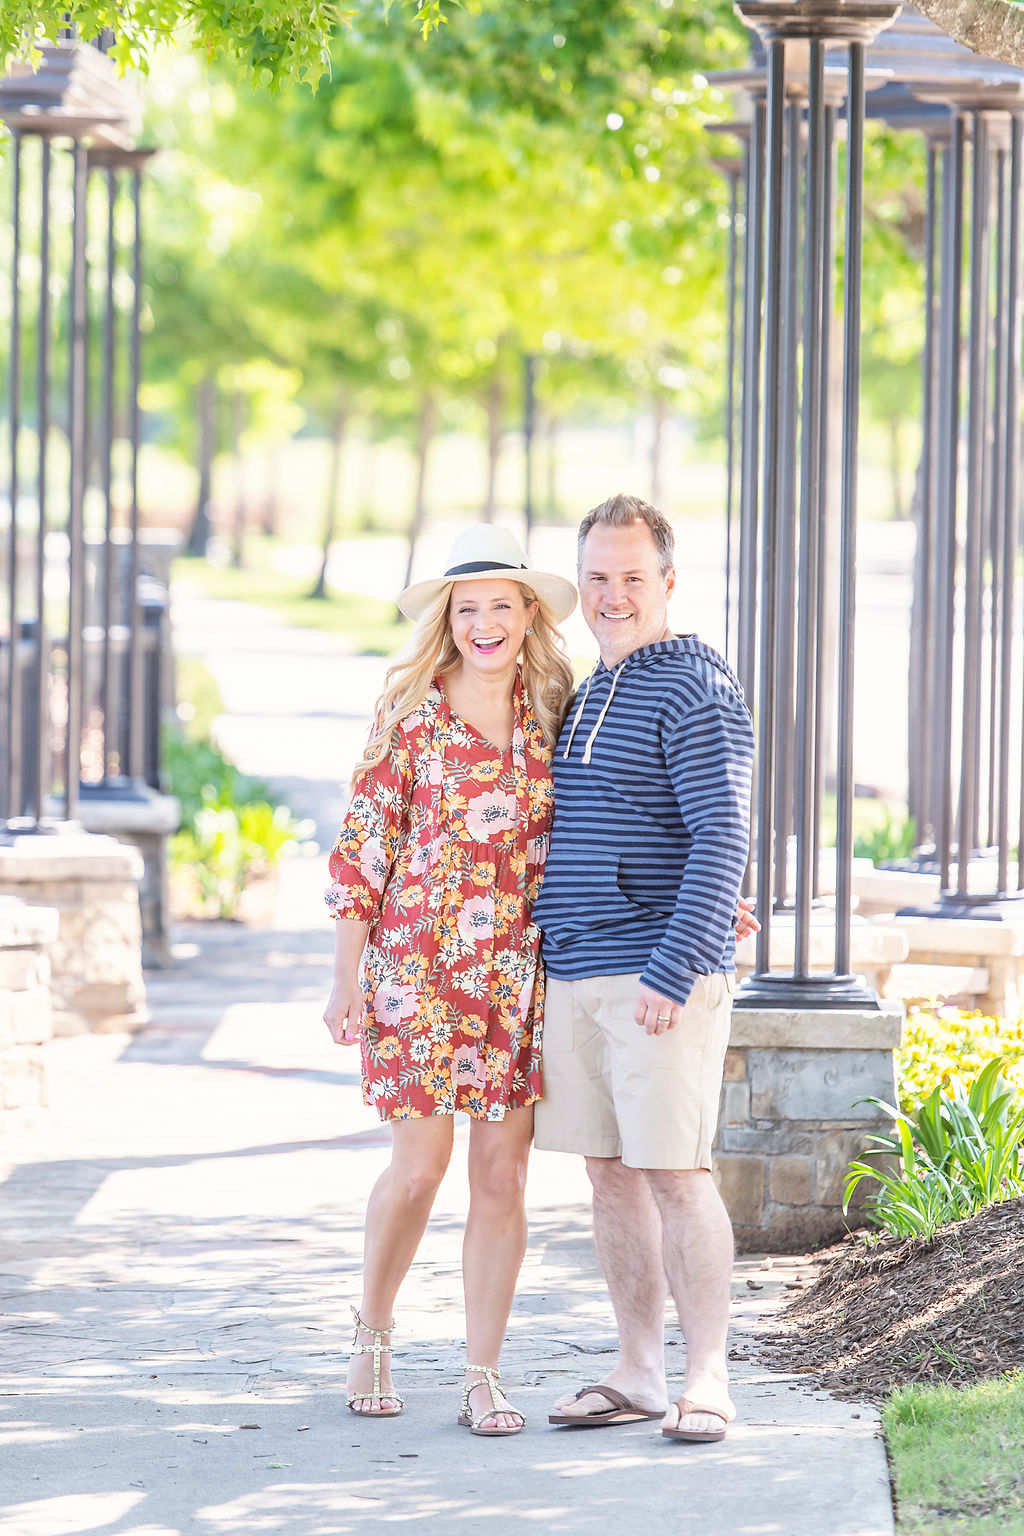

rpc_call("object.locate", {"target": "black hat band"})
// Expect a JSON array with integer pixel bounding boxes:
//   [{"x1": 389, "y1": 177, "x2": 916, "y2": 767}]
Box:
[{"x1": 444, "y1": 559, "x2": 527, "y2": 577}]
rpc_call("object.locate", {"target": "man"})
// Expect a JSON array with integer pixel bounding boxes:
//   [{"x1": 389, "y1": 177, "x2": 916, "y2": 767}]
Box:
[{"x1": 532, "y1": 493, "x2": 754, "y2": 1443}]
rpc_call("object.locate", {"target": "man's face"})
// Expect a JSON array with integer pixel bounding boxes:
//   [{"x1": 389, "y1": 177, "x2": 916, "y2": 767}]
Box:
[{"x1": 578, "y1": 521, "x2": 676, "y2": 666}]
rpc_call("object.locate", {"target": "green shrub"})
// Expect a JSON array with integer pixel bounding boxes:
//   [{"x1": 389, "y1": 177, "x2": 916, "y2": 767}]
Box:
[
  {"x1": 164, "y1": 729, "x2": 313, "y2": 919},
  {"x1": 853, "y1": 808, "x2": 917, "y2": 865},
  {"x1": 845, "y1": 1059, "x2": 1024, "y2": 1239}
]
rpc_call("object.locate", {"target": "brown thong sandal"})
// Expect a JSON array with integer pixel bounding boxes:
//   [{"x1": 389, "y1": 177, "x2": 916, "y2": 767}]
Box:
[
  {"x1": 661, "y1": 1396, "x2": 729, "y2": 1443},
  {"x1": 548, "y1": 1384, "x2": 666, "y2": 1428}
]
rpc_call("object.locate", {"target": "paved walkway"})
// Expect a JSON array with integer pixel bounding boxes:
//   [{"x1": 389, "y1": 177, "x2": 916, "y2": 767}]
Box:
[{"x1": 0, "y1": 574, "x2": 898, "y2": 1534}]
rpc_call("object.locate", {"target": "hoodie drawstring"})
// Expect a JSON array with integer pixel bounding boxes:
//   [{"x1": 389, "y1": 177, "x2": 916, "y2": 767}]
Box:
[
  {"x1": 561, "y1": 669, "x2": 596, "y2": 759},
  {"x1": 581, "y1": 661, "x2": 626, "y2": 764}
]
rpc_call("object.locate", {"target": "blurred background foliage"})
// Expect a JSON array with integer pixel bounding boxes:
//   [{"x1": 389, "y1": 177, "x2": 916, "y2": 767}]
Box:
[{"x1": 2, "y1": 2, "x2": 931, "y2": 572}]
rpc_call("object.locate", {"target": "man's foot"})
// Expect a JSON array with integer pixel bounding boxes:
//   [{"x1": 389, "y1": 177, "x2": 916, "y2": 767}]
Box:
[
  {"x1": 347, "y1": 1313, "x2": 403, "y2": 1416},
  {"x1": 662, "y1": 1378, "x2": 735, "y2": 1441},
  {"x1": 551, "y1": 1371, "x2": 667, "y2": 1423}
]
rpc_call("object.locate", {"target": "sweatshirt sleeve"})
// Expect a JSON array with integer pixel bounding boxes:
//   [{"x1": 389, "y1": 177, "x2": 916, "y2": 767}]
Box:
[
  {"x1": 324, "y1": 723, "x2": 415, "y2": 923},
  {"x1": 640, "y1": 691, "x2": 754, "y2": 1007}
]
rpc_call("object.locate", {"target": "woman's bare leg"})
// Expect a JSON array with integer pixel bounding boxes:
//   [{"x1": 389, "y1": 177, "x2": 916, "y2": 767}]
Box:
[
  {"x1": 348, "y1": 1115, "x2": 455, "y2": 1412},
  {"x1": 461, "y1": 1104, "x2": 534, "y2": 1429}
]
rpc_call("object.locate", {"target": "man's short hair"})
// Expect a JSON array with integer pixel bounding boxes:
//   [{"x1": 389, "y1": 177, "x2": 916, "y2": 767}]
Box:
[{"x1": 577, "y1": 493, "x2": 675, "y2": 578}]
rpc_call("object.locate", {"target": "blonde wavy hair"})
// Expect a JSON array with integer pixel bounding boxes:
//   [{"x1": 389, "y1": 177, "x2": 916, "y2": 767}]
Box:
[{"x1": 352, "y1": 581, "x2": 575, "y2": 783}]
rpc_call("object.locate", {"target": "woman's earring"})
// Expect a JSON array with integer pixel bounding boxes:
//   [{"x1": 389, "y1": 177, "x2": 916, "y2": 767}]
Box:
[{"x1": 525, "y1": 626, "x2": 533, "y2": 636}]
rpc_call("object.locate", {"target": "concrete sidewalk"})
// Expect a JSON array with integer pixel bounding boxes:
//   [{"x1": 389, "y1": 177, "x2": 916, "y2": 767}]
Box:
[{"x1": 0, "y1": 860, "x2": 894, "y2": 1536}]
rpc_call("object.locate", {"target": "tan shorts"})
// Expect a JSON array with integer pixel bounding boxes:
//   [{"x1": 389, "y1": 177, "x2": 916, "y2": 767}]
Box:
[{"x1": 534, "y1": 971, "x2": 733, "y2": 1171}]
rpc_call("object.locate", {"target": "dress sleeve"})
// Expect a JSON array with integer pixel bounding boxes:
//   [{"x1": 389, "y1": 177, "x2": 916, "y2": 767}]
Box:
[{"x1": 324, "y1": 722, "x2": 416, "y2": 922}]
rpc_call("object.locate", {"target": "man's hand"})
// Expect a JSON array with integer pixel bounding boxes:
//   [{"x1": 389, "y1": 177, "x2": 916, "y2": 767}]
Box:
[
  {"x1": 634, "y1": 983, "x2": 681, "y2": 1036},
  {"x1": 735, "y1": 895, "x2": 760, "y2": 941}
]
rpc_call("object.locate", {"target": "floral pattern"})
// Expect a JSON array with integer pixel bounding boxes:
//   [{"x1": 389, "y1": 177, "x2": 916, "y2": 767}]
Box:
[{"x1": 326, "y1": 672, "x2": 553, "y2": 1122}]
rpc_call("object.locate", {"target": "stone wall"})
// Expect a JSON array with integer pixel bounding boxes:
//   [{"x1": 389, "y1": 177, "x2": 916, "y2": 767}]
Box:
[
  {"x1": 0, "y1": 832, "x2": 147, "y2": 1035},
  {"x1": 713, "y1": 1003, "x2": 904, "y2": 1251},
  {"x1": 0, "y1": 896, "x2": 59, "y2": 1123}
]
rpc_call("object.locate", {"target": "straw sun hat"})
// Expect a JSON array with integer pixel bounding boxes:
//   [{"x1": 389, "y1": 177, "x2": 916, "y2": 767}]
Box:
[{"x1": 398, "y1": 525, "x2": 577, "y2": 624}]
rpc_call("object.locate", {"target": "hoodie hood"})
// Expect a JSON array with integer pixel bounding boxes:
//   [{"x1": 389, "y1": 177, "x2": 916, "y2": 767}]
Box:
[{"x1": 562, "y1": 635, "x2": 744, "y2": 765}]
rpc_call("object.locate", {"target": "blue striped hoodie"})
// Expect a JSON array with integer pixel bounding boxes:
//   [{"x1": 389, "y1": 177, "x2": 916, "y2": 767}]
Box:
[{"x1": 532, "y1": 635, "x2": 754, "y2": 1007}]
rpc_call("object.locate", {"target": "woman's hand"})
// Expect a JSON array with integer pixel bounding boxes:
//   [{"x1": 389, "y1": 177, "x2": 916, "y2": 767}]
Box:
[
  {"x1": 324, "y1": 977, "x2": 364, "y2": 1045},
  {"x1": 735, "y1": 896, "x2": 760, "y2": 941},
  {"x1": 325, "y1": 919, "x2": 370, "y2": 1045}
]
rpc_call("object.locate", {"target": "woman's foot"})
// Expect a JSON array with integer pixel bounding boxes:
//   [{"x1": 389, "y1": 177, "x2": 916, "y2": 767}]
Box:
[
  {"x1": 459, "y1": 1366, "x2": 525, "y2": 1435},
  {"x1": 346, "y1": 1310, "x2": 403, "y2": 1417}
]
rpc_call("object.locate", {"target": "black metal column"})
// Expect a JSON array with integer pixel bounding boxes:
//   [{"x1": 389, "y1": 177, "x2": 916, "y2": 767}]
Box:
[
  {"x1": 4, "y1": 132, "x2": 22, "y2": 824},
  {"x1": 65, "y1": 139, "x2": 88, "y2": 822}
]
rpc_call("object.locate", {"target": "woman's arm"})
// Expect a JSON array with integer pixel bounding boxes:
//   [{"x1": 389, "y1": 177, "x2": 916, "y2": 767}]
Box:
[{"x1": 323, "y1": 917, "x2": 370, "y2": 1045}]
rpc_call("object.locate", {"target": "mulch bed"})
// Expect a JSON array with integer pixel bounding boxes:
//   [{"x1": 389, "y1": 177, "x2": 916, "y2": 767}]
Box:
[{"x1": 758, "y1": 1196, "x2": 1024, "y2": 1402}]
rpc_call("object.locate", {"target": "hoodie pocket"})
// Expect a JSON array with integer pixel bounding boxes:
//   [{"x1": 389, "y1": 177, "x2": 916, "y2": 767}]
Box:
[{"x1": 615, "y1": 855, "x2": 679, "y2": 919}]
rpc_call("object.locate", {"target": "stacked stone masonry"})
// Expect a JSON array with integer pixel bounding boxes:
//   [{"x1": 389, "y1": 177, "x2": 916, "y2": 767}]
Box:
[
  {"x1": 713, "y1": 1004, "x2": 904, "y2": 1252},
  {"x1": 0, "y1": 896, "x2": 59, "y2": 1120},
  {"x1": 0, "y1": 833, "x2": 147, "y2": 1035}
]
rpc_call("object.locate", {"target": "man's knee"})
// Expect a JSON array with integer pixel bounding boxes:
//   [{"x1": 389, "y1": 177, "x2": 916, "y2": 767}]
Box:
[
  {"x1": 645, "y1": 1166, "x2": 722, "y2": 1212},
  {"x1": 586, "y1": 1154, "x2": 645, "y2": 1202}
]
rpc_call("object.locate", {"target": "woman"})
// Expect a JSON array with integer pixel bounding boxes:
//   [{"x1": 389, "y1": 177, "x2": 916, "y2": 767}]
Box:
[{"x1": 323, "y1": 525, "x2": 577, "y2": 1437}]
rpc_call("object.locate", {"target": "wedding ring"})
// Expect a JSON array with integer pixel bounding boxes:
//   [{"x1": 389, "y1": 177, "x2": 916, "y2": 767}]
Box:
[{"x1": 656, "y1": 1014, "x2": 670, "y2": 1021}]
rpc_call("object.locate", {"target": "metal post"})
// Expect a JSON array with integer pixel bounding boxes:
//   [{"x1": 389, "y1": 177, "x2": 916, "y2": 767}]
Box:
[
  {"x1": 752, "y1": 38, "x2": 786, "y2": 979},
  {"x1": 32, "y1": 135, "x2": 52, "y2": 825},
  {"x1": 957, "y1": 113, "x2": 990, "y2": 896},
  {"x1": 100, "y1": 164, "x2": 117, "y2": 780},
  {"x1": 738, "y1": 99, "x2": 766, "y2": 711},
  {"x1": 773, "y1": 97, "x2": 802, "y2": 914},
  {"x1": 5, "y1": 132, "x2": 22, "y2": 824},
  {"x1": 834, "y1": 40, "x2": 868, "y2": 983},
  {"x1": 1000, "y1": 119, "x2": 1022, "y2": 893},
  {"x1": 935, "y1": 121, "x2": 965, "y2": 893},
  {"x1": 794, "y1": 40, "x2": 827, "y2": 976},
  {"x1": 724, "y1": 161, "x2": 740, "y2": 664},
  {"x1": 910, "y1": 139, "x2": 939, "y2": 846},
  {"x1": 812, "y1": 104, "x2": 837, "y2": 899},
  {"x1": 987, "y1": 143, "x2": 1008, "y2": 866},
  {"x1": 65, "y1": 140, "x2": 89, "y2": 822},
  {"x1": 127, "y1": 168, "x2": 145, "y2": 781}
]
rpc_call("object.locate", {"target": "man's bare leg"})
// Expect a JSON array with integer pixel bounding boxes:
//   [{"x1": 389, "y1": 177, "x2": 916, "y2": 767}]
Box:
[
  {"x1": 553, "y1": 1155, "x2": 669, "y2": 1418},
  {"x1": 646, "y1": 1167, "x2": 736, "y2": 1436}
]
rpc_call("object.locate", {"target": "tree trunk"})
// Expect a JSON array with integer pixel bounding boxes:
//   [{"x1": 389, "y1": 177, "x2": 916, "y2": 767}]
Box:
[
  {"x1": 185, "y1": 373, "x2": 215, "y2": 556},
  {"x1": 310, "y1": 397, "x2": 347, "y2": 600},
  {"x1": 482, "y1": 373, "x2": 503, "y2": 522},
  {"x1": 231, "y1": 388, "x2": 245, "y2": 569},
  {"x1": 261, "y1": 445, "x2": 281, "y2": 538},
  {"x1": 358, "y1": 432, "x2": 377, "y2": 531},
  {"x1": 914, "y1": 0, "x2": 1024, "y2": 65},
  {"x1": 400, "y1": 394, "x2": 437, "y2": 598},
  {"x1": 889, "y1": 418, "x2": 904, "y2": 521},
  {"x1": 544, "y1": 411, "x2": 560, "y2": 518},
  {"x1": 650, "y1": 392, "x2": 668, "y2": 510}
]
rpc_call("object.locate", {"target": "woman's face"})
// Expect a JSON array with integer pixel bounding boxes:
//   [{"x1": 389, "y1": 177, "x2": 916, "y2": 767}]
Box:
[{"x1": 448, "y1": 579, "x2": 538, "y2": 678}]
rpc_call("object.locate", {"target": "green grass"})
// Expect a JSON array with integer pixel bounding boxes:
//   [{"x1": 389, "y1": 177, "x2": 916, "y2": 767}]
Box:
[
  {"x1": 173, "y1": 549, "x2": 407, "y2": 656},
  {"x1": 884, "y1": 1374, "x2": 1024, "y2": 1534}
]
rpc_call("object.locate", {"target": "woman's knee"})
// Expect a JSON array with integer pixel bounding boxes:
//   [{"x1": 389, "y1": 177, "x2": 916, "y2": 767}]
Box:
[
  {"x1": 468, "y1": 1151, "x2": 529, "y2": 1206},
  {"x1": 388, "y1": 1160, "x2": 448, "y2": 1205}
]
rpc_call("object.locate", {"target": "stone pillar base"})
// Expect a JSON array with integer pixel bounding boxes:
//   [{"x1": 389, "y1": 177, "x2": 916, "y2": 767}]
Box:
[
  {"x1": 0, "y1": 895, "x2": 60, "y2": 1126},
  {"x1": 714, "y1": 1003, "x2": 904, "y2": 1252},
  {"x1": 0, "y1": 831, "x2": 148, "y2": 1034},
  {"x1": 74, "y1": 786, "x2": 180, "y2": 967}
]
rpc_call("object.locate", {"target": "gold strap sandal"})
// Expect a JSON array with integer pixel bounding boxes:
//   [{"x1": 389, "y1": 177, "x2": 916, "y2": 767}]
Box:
[
  {"x1": 458, "y1": 1364, "x2": 525, "y2": 1437},
  {"x1": 346, "y1": 1305, "x2": 404, "y2": 1417}
]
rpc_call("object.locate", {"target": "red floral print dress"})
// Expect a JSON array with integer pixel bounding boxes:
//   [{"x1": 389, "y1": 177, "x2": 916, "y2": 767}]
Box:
[{"x1": 325, "y1": 672, "x2": 553, "y2": 1122}]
